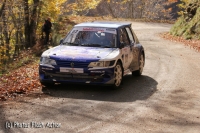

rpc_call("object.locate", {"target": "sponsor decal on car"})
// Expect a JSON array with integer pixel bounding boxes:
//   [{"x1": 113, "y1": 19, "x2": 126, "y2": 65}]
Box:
[
  {"x1": 42, "y1": 68, "x2": 53, "y2": 70},
  {"x1": 90, "y1": 71, "x2": 105, "y2": 73},
  {"x1": 83, "y1": 27, "x2": 104, "y2": 32},
  {"x1": 72, "y1": 27, "x2": 117, "y2": 34},
  {"x1": 60, "y1": 67, "x2": 83, "y2": 73}
]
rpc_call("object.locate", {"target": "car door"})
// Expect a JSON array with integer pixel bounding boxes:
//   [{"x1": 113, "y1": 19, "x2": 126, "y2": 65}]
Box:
[
  {"x1": 125, "y1": 27, "x2": 139, "y2": 71},
  {"x1": 119, "y1": 28, "x2": 133, "y2": 70}
]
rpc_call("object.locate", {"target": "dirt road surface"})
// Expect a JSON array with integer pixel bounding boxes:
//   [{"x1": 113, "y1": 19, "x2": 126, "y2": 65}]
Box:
[{"x1": 0, "y1": 22, "x2": 200, "y2": 133}]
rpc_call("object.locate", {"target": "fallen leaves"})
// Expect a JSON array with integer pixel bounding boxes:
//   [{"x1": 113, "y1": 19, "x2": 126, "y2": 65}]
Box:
[
  {"x1": 160, "y1": 32, "x2": 200, "y2": 52},
  {"x1": 0, "y1": 63, "x2": 41, "y2": 101}
]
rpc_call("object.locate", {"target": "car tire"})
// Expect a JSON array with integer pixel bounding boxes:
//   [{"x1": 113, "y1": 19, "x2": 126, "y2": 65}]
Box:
[
  {"x1": 132, "y1": 53, "x2": 144, "y2": 76},
  {"x1": 113, "y1": 62, "x2": 123, "y2": 89}
]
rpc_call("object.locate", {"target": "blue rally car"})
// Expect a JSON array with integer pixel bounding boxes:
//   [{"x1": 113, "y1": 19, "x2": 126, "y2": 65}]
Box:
[{"x1": 39, "y1": 21, "x2": 145, "y2": 88}]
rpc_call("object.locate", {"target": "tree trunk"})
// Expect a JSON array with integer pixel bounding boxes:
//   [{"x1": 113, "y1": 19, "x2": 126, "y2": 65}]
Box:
[
  {"x1": 23, "y1": 0, "x2": 30, "y2": 48},
  {"x1": 0, "y1": 0, "x2": 6, "y2": 17},
  {"x1": 29, "y1": 0, "x2": 39, "y2": 47},
  {"x1": 14, "y1": 30, "x2": 19, "y2": 57},
  {"x1": 107, "y1": 2, "x2": 116, "y2": 18},
  {"x1": 2, "y1": 0, "x2": 10, "y2": 60}
]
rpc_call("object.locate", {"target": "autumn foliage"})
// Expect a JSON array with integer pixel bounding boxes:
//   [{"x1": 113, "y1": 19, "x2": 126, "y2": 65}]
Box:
[
  {"x1": 170, "y1": 0, "x2": 200, "y2": 39},
  {"x1": 0, "y1": 63, "x2": 40, "y2": 101}
]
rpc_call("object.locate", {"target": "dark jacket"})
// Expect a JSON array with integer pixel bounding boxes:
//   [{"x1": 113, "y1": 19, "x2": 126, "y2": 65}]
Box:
[{"x1": 43, "y1": 20, "x2": 52, "y2": 32}]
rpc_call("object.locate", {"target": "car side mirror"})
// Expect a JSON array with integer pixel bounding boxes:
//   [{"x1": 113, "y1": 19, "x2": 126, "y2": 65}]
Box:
[
  {"x1": 131, "y1": 41, "x2": 135, "y2": 45},
  {"x1": 119, "y1": 43, "x2": 125, "y2": 49},
  {"x1": 60, "y1": 39, "x2": 63, "y2": 44}
]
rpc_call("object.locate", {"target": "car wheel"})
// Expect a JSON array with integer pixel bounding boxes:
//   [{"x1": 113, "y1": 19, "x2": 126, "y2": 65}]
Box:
[
  {"x1": 132, "y1": 53, "x2": 144, "y2": 76},
  {"x1": 113, "y1": 62, "x2": 123, "y2": 88}
]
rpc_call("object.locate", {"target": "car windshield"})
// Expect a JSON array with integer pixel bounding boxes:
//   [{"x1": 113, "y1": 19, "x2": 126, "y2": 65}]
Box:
[{"x1": 62, "y1": 27, "x2": 117, "y2": 48}]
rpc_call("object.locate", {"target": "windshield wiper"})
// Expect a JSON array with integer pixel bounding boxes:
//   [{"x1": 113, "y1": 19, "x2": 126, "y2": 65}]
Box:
[
  {"x1": 81, "y1": 43, "x2": 112, "y2": 48},
  {"x1": 101, "y1": 45, "x2": 112, "y2": 48},
  {"x1": 81, "y1": 43, "x2": 102, "y2": 47},
  {"x1": 62, "y1": 42, "x2": 79, "y2": 46}
]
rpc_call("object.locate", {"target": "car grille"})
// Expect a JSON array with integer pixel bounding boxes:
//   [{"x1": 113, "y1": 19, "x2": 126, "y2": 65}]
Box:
[
  {"x1": 56, "y1": 60, "x2": 90, "y2": 68},
  {"x1": 44, "y1": 72, "x2": 104, "y2": 82}
]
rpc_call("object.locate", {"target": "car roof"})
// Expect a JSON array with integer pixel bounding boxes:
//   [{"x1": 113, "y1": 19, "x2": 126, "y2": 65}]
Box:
[{"x1": 74, "y1": 21, "x2": 132, "y2": 28}]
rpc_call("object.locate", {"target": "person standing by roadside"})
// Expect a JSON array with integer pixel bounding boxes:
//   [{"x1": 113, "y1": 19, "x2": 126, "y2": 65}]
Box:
[{"x1": 43, "y1": 18, "x2": 52, "y2": 45}]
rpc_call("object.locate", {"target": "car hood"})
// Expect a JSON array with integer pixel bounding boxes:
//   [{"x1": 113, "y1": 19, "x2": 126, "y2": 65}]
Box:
[{"x1": 42, "y1": 45, "x2": 119, "y2": 61}]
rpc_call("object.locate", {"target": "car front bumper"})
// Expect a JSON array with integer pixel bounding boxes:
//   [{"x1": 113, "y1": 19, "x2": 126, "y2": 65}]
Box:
[{"x1": 39, "y1": 65, "x2": 115, "y2": 85}]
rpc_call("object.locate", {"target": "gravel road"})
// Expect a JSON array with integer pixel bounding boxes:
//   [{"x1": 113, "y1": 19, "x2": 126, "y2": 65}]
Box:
[{"x1": 0, "y1": 22, "x2": 200, "y2": 133}]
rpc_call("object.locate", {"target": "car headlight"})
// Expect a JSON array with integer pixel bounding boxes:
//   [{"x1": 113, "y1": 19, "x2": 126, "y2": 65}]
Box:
[
  {"x1": 88, "y1": 61, "x2": 115, "y2": 67},
  {"x1": 40, "y1": 57, "x2": 57, "y2": 65}
]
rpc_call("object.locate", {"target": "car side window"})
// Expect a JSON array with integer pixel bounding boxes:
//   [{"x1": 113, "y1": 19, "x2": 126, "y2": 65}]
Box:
[
  {"x1": 131, "y1": 28, "x2": 140, "y2": 44},
  {"x1": 119, "y1": 28, "x2": 130, "y2": 46},
  {"x1": 125, "y1": 27, "x2": 135, "y2": 43}
]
